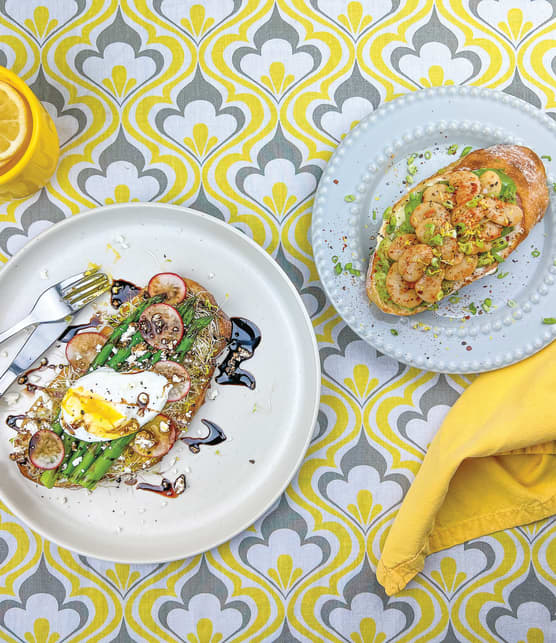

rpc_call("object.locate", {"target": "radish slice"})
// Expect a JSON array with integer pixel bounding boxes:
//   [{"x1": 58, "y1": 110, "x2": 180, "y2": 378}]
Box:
[
  {"x1": 147, "y1": 273, "x2": 187, "y2": 305},
  {"x1": 28, "y1": 430, "x2": 65, "y2": 470},
  {"x1": 153, "y1": 360, "x2": 191, "y2": 401},
  {"x1": 138, "y1": 303, "x2": 184, "y2": 351},
  {"x1": 131, "y1": 414, "x2": 177, "y2": 458},
  {"x1": 66, "y1": 332, "x2": 107, "y2": 372}
]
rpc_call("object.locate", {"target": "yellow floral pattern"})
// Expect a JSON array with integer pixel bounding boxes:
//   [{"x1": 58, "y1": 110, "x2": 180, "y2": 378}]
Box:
[{"x1": 0, "y1": 1, "x2": 555, "y2": 640}]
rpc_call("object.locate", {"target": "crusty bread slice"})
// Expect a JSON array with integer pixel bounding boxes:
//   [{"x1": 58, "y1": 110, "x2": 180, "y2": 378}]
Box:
[
  {"x1": 366, "y1": 145, "x2": 549, "y2": 315},
  {"x1": 12, "y1": 276, "x2": 232, "y2": 487}
]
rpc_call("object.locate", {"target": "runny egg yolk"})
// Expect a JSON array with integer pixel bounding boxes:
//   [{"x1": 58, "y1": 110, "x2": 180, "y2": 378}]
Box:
[{"x1": 61, "y1": 387, "x2": 136, "y2": 439}]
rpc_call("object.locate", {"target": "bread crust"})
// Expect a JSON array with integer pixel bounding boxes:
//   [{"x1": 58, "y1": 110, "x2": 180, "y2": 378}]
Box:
[{"x1": 366, "y1": 145, "x2": 549, "y2": 315}]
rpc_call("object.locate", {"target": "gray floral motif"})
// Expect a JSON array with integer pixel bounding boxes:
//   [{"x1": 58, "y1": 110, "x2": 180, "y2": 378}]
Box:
[
  {"x1": 318, "y1": 430, "x2": 410, "y2": 532},
  {"x1": 153, "y1": 0, "x2": 241, "y2": 42},
  {"x1": 29, "y1": 67, "x2": 87, "y2": 147},
  {"x1": 231, "y1": 5, "x2": 322, "y2": 101},
  {"x1": 486, "y1": 566, "x2": 556, "y2": 641},
  {"x1": 188, "y1": 184, "x2": 226, "y2": 222},
  {"x1": 75, "y1": 8, "x2": 164, "y2": 105},
  {"x1": 275, "y1": 245, "x2": 326, "y2": 319},
  {"x1": 310, "y1": 0, "x2": 400, "y2": 40},
  {"x1": 236, "y1": 124, "x2": 321, "y2": 222},
  {"x1": 0, "y1": 556, "x2": 88, "y2": 641},
  {"x1": 0, "y1": 190, "x2": 66, "y2": 257},
  {"x1": 109, "y1": 620, "x2": 138, "y2": 643},
  {"x1": 503, "y1": 69, "x2": 542, "y2": 109},
  {"x1": 396, "y1": 375, "x2": 461, "y2": 455},
  {"x1": 238, "y1": 495, "x2": 331, "y2": 597},
  {"x1": 0, "y1": 0, "x2": 84, "y2": 45},
  {"x1": 155, "y1": 66, "x2": 245, "y2": 162},
  {"x1": 272, "y1": 619, "x2": 302, "y2": 642},
  {"x1": 313, "y1": 62, "x2": 382, "y2": 142},
  {"x1": 389, "y1": 8, "x2": 482, "y2": 88},
  {"x1": 77, "y1": 127, "x2": 167, "y2": 205},
  {"x1": 158, "y1": 557, "x2": 251, "y2": 642},
  {"x1": 321, "y1": 557, "x2": 411, "y2": 641}
]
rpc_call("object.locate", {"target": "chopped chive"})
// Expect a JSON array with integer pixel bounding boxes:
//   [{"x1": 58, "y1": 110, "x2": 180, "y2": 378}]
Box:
[
  {"x1": 408, "y1": 165, "x2": 418, "y2": 175},
  {"x1": 492, "y1": 251, "x2": 504, "y2": 263},
  {"x1": 447, "y1": 144, "x2": 458, "y2": 155},
  {"x1": 383, "y1": 206, "x2": 393, "y2": 218},
  {"x1": 542, "y1": 317, "x2": 556, "y2": 324},
  {"x1": 429, "y1": 234, "x2": 443, "y2": 246},
  {"x1": 372, "y1": 209, "x2": 377, "y2": 220},
  {"x1": 344, "y1": 194, "x2": 355, "y2": 202},
  {"x1": 344, "y1": 262, "x2": 352, "y2": 270},
  {"x1": 552, "y1": 183, "x2": 556, "y2": 193},
  {"x1": 468, "y1": 302, "x2": 477, "y2": 315},
  {"x1": 449, "y1": 295, "x2": 460, "y2": 303},
  {"x1": 496, "y1": 271, "x2": 509, "y2": 279},
  {"x1": 332, "y1": 255, "x2": 338, "y2": 263},
  {"x1": 407, "y1": 154, "x2": 417, "y2": 164},
  {"x1": 500, "y1": 225, "x2": 514, "y2": 237},
  {"x1": 406, "y1": 175, "x2": 414, "y2": 184},
  {"x1": 334, "y1": 263, "x2": 342, "y2": 275},
  {"x1": 507, "y1": 299, "x2": 517, "y2": 308},
  {"x1": 390, "y1": 328, "x2": 399, "y2": 336},
  {"x1": 424, "y1": 151, "x2": 432, "y2": 160},
  {"x1": 460, "y1": 146, "x2": 473, "y2": 158},
  {"x1": 531, "y1": 249, "x2": 540, "y2": 258},
  {"x1": 541, "y1": 155, "x2": 552, "y2": 162},
  {"x1": 350, "y1": 268, "x2": 361, "y2": 276},
  {"x1": 481, "y1": 298, "x2": 492, "y2": 312},
  {"x1": 443, "y1": 199, "x2": 455, "y2": 209}
]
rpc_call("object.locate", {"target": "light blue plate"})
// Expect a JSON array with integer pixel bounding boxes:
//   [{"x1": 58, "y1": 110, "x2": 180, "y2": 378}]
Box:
[{"x1": 312, "y1": 86, "x2": 556, "y2": 373}]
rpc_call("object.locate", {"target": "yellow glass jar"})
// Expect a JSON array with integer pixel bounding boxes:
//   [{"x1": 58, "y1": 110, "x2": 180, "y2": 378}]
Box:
[{"x1": 0, "y1": 66, "x2": 59, "y2": 200}]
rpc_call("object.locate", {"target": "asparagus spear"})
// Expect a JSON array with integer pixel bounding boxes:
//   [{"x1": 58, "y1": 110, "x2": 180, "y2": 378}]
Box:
[
  {"x1": 80, "y1": 433, "x2": 137, "y2": 489},
  {"x1": 40, "y1": 298, "x2": 161, "y2": 488}
]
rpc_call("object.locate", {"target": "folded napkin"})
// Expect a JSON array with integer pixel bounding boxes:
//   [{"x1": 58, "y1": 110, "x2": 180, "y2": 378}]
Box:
[{"x1": 377, "y1": 340, "x2": 556, "y2": 595}]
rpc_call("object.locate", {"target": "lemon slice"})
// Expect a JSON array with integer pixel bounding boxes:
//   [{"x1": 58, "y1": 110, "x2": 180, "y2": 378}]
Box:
[{"x1": 0, "y1": 80, "x2": 30, "y2": 162}]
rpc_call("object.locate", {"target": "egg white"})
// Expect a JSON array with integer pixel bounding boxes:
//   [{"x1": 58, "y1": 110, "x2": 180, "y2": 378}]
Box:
[{"x1": 60, "y1": 367, "x2": 170, "y2": 442}]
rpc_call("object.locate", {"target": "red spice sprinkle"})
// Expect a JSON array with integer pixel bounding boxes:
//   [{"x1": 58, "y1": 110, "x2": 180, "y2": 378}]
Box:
[
  {"x1": 333, "y1": 179, "x2": 339, "y2": 184},
  {"x1": 466, "y1": 346, "x2": 472, "y2": 351}
]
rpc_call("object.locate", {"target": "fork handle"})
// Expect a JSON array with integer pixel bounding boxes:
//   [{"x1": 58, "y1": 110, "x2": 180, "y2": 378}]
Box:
[{"x1": 0, "y1": 316, "x2": 36, "y2": 346}]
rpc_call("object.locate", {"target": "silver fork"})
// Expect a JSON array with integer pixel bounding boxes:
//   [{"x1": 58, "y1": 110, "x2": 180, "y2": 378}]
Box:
[{"x1": 0, "y1": 268, "x2": 111, "y2": 346}]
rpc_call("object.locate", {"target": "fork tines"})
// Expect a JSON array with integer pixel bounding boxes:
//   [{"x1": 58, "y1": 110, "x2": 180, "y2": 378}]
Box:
[{"x1": 63, "y1": 272, "x2": 111, "y2": 305}]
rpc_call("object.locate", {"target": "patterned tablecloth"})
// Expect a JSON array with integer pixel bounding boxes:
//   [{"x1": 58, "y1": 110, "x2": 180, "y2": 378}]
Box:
[{"x1": 0, "y1": 1, "x2": 555, "y2": 641}]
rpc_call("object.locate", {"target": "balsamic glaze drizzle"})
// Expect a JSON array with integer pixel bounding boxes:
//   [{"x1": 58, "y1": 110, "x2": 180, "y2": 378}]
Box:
[
  {"x1": 111, "y1": 279, "x2": 142, "y2": 309},
  {"x1": 215, "y1": 317, "x2": 261, "y2": 389},
  {"x1": 181, "y1": 419, "x2": 226, "y2": 454},
  {"x1": 58, "y1": 314, "x2": 102, "y2": 343},
  {"x1": 136, "y1": 474, "x2": 186, "y2": 498},
  {"x1": 6, "y1": 414, "x2": 25, "y2": 430}
]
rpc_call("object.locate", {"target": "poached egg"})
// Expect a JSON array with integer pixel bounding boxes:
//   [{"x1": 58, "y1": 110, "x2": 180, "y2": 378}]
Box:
[{"x1": 60, "y1": 367, "x2": 170, "y2": 442}]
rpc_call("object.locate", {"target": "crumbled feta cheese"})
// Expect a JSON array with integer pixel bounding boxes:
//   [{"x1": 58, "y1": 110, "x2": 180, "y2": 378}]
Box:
[
  {"x1": 115, "y1": 235, "x2": 130, "y2": 249},
  {"x1": 1, "y1": 392, "x2": 20, "y2": 405},
  {"x1": 0, "y1": 350, "x2": 8, "y2": 358},
  {"x1": 40, "y1": 269, "x2": 49, "y2": 279},
  {"x1": 72, "y1": 456, "x2": 83, "y2": 466},
  {"x1": 172, "y1": 375, "x2": 182, "y2": 383},
  {"x1": 208, "y1": 272, "x2": 215, "y2": 280},
  {"x1": 207, "y1": 389, "x2": 218, "y2": 400},
  {"x1": 159, "y1": 421, "x2": 169, "y2": 433},
  {"x1": 121, "y1": 326, "x2": 135, "y2": 342},
  {"x1": 161, "y1": 501, "x2": 168, "y2": 507}
]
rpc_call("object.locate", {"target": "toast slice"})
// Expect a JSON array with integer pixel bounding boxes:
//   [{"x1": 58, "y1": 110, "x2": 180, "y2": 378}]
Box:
[
  {"x1": 10, "y1": 276, "x2": 232, "y2": 487},
  {"x1": 366, "y1": 145, "x2": 549, "y2": 315}
]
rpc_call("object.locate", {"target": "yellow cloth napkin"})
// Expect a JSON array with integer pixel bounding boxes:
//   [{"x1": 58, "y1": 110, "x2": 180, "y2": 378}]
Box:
[{"x1": 377, "y1": 340, "x2": 556, "y2": 595}]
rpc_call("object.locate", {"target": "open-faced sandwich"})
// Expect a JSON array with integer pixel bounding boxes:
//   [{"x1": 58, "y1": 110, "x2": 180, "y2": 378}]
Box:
[
  {"x1": 8, "y1": 273, "x2": 233, "y2": 492},
  {"x1": 366, "y1": 145, "x2": 549, "y2": 315}
]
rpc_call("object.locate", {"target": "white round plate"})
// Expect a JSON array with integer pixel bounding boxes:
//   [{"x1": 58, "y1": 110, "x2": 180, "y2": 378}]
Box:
[
  {"x1": 313, "y1": 86, "x2": 556, "y2": 373},
  {"x1": 0, "y1": 204, "x2": 320, "y2": 562}
]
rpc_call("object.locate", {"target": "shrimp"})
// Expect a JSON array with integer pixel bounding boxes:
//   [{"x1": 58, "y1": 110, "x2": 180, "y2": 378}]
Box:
[
  {"x1": 387, "y1": 234, "x2": 418, "y2": 261},
  {"x1": 415, "y1": 217, "x2": 452, "y2": 244},
  {"x1": 444, "y1": 255, "x2": 478, "y2": 280},
  {"x1": 386, "y1": 264, "x2": 423, "y2": 308},
  {"x1": 478, "y1": 220, "x2": 502, "y2": 241},
  {"x1": 479, "y1": 170, "x2": 502, "y2": 196},
  {"x1": 485, "y1": 201, "x2": 523, "y2": 226},
  {"x1": 445, "y1": 170, "x2": 481, "y2": 205},
  {"x1": 422, "y1": 183, "x2": 451, "y2": 205},
  {"x1": 397, "y1": 244, "x2": 434, "y2": 282},
  {"x1": 439, "y1": 236, "x2": 464, "y2": 265},
  {"x1": 415, "y1": 270, "x2": 445, "y2": 303},
  {"x1": 451, "y1": 204, "x2": 485, "y2": 230},
  {"x1": 410, "y1": 202, "x2": 449, "y2": 229}
]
